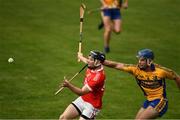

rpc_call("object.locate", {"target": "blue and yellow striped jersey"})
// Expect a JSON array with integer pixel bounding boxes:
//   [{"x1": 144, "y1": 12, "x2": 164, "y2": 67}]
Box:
[{"x1": 121, "y1": 64, "x2": 178, "y2": 101}]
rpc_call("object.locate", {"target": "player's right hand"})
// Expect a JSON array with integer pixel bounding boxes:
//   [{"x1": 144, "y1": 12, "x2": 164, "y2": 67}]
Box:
[{"x1": 77, "y1": 52, "x2": 83, "y2": 60}]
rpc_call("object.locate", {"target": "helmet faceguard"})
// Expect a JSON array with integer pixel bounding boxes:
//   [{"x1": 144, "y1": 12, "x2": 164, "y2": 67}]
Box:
[
  {"x1": 137, "y1": 49, "x2": 155, "y2": 70},
  {"x1": 88, "y1": 50, "x2": 105, "y2": 68},
  {"x1": 89, "y1": 51, "x2": 105, "y2": 63}
]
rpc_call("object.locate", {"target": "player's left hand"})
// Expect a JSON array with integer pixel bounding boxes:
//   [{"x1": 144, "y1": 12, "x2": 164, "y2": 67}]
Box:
[
  {"x1": 60, "y1": 76, "x2": 70, "y2": 87},
  {"x1": 122, "y1": 3, "x2": 128, "y2": 9},
  {"x1": 62, "y1": 80, "x2": 70, "y2": 87}
]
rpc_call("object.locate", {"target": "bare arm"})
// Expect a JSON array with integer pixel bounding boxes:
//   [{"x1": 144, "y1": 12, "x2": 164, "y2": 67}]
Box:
[
  {"x1": 122, "y1": 0, "x2": 128, "y2": 9},
  {"x1": 61, "y1": 80, "x2": 90, "y2": 96},
  {"x1": 175, "y1": 76, "x2": 180, "y2": 89},
  {"x1": 100, "y1": 0, "x2": 108, "y2": 8},
  {"x1": 78, "y1": 52, "x2": 88, "y2": 64},
  {"x1": 103, "y1": 60, "x2": 125, "y2": 70},
  {"x1": 100, "y1": 0, "x2": 106, "y2": 5},
  {"x1": 124, "y1": 0, "x2": 128, "y2": 4},
  {"x1": 163, "y1": 67, "x2": 180, "y2": 89}
]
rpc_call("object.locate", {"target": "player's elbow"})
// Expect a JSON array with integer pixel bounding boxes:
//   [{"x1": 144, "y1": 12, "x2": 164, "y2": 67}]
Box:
[
  {"x1": 79, "y1": 88, "x2": 91, "y2": 96},
  {"x1": 76, "y1": 90, "x2": 87, "y2": 96}
]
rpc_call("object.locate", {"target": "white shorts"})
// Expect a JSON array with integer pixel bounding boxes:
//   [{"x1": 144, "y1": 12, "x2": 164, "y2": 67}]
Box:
[{"x1": 72, "y1": 97, "x2": 100, "y2": 119}]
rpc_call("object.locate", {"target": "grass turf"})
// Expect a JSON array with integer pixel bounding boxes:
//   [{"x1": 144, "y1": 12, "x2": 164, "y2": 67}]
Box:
[{"x1": 0, "y1": 0, "x2": 180, "y2": 119}]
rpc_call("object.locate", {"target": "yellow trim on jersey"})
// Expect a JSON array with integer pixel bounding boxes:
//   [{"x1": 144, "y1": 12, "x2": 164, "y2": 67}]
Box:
[{"x1": 155, "y1": 98, "x2": 167, "y2": 113}]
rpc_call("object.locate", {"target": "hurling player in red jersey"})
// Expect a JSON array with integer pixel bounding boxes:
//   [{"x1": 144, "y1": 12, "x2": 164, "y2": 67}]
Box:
[{"x1": 59, "y1": 50, "x2": 106, "y2": 120}]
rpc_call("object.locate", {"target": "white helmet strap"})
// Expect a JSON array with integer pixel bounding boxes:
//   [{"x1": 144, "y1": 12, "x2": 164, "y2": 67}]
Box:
[
  {"x1": 146, "y1": 59, "x2": 153, "y2": 66},
  {"x1": 94, "y1": 59, "x2": 101, "y2": 67}
]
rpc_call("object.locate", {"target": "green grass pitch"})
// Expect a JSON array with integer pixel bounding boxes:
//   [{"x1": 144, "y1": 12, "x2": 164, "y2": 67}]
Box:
[{"x1": 0, "y1": 0, "x2": 180, "y2": 119}]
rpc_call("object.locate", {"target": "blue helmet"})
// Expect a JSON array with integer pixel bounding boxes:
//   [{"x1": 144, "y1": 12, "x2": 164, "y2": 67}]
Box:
[
  {"x1": 137, "y1": 49, "x2": 154, "y2": 60},
  {"x1": 90, "y1": 50, "x2": 105, "y2": 62}
]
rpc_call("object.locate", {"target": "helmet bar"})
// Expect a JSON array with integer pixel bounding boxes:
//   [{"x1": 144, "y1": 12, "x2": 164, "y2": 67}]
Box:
[{"x1": 90, "y1": 50, "x2": 105, "y2": 62}]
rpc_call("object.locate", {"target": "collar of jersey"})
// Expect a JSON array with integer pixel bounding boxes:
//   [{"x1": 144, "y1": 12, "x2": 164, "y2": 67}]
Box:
[{"x1": 90, "y1": 65, "x2": 104, "y2": 73}]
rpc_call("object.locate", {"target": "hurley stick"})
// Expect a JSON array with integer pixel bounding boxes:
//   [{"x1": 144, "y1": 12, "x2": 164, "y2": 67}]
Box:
[
  {"x1": 54, "y1": 64, "x2": 88, "y2": 95},
  {"x1": 78, "y1": 3, "x2": 86, "y2": 62}
]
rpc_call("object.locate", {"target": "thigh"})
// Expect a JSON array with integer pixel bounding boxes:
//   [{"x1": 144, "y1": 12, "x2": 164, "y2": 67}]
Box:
[
  {"x1": 135, "y1": 99, "x2": 150, "y2": 119},
  {"x1": 81, "y1": 102, "x2": 100, "y2": 119},
  {"x1": 102, "y1": 16, "x2": 112, "y2": 29},
  {"x1": 102, "y1": 9, "x2": 112, "y2": 28},
  {"x1": 111, "y1": 9, "x2": 121, "y2": 32},
  {"x1": 61, "y1": 104, "x2": 80, "y2": 119},
  {"x1": 137, "y1": 106, "x2": 159, "y2": 119},
  {"x1": 135, "y1": 107, "x2": 145, "y2": 119},
  {"x1": 113, "y1": 19, "x2": 122, "y2": 31}
]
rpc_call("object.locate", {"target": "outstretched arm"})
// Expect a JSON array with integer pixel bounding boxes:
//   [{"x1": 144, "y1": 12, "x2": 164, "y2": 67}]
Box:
[
  {"x1": 175, "y1": 76, "x2": 180, "y2": 89},
  {"x1": 103, "y1": 60, "x2": 125, "y2": 70}
]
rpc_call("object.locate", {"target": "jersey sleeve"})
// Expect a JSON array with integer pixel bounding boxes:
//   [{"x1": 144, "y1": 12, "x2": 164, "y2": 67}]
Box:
[
  {"x1": 121, "y1": 64, "x2": 136, "y2": 74},
  {"x1": 86, "y1": 73, "x2": 104, "y2": 91},
  {"x1": 163, "y1": 67, "x2": 179, "y2": 80}
]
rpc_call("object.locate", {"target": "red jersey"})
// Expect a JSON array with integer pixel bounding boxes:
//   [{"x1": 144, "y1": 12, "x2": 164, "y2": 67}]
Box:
[{"x1": 81, "y1": 66, "x2": 106, "y2": 109}]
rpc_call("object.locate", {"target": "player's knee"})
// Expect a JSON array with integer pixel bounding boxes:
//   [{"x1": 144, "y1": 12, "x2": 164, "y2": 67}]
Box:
[
  {"x1": 135, "y1": 115, "x2": 145, "y2": 120},
  {"x1": 115, "y1": 31, "x2": 120, "y2": 34},
  {"x1": 114, "y1": 29, "x2": 121, "y2": 34},
  {"x1": 104, "y1": 25, "x2": 112, "y2": 31},
  {"x1": 135, "y1": 115, "x2": 141, "y2": 120},
  {"x1": 105, "y1": 28, "x2": 112, "y2": 33}
]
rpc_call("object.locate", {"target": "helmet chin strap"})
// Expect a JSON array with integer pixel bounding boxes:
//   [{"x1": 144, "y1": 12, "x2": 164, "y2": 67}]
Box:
[
  {"x1": 94, "y1": 59, "x2": 101, "y2": 67},
  {"x1": 139, "y1": 59, "x2": 154, "y2": 71},
  {"x1": 138, "y1": 65, "x2": 146, "y2": 70},
  {"x1": 147, "y1": 59, "x2": 155, "y2": 71},
  {"x1": 147, "y1": 59, "x2": 153, "y2": 66}
]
